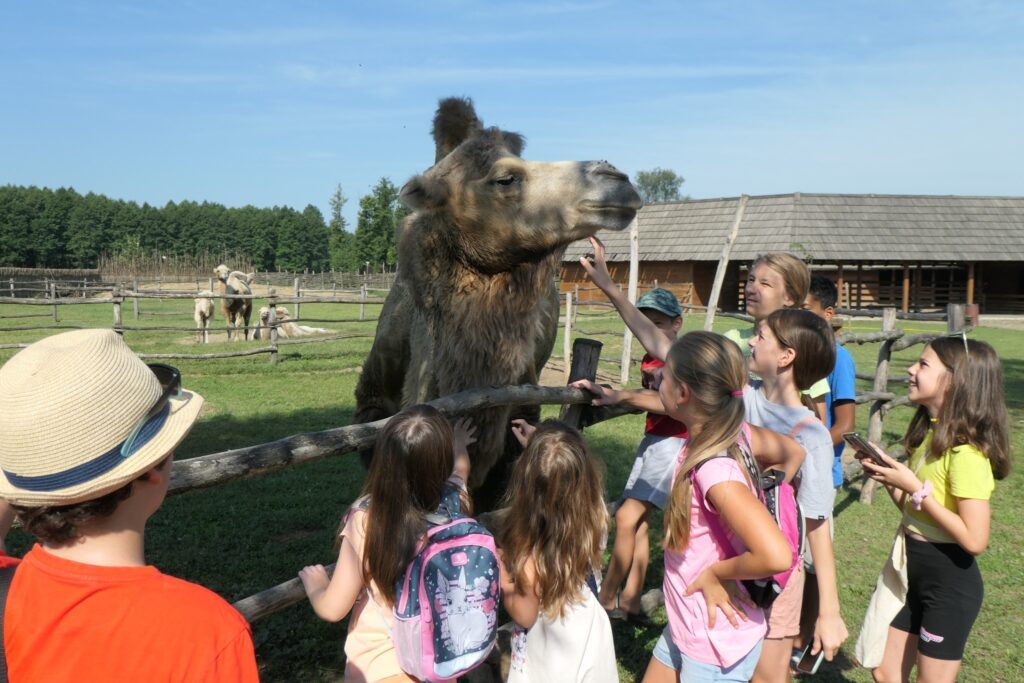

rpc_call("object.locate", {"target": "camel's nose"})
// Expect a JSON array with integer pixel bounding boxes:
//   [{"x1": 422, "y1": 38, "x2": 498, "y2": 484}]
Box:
[{"x1": 586, "y1": 161, "x2": 629, "y2": 183}]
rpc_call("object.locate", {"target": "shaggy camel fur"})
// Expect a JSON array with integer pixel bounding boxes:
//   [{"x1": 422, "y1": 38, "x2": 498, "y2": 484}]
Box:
[
  {"x1": 193, "y1": 291, "x2": 215, "y2": 344},
  {"x1": 214, "y1": 264, "x2": 252, "y2": 341},
  {"x1": 354, "y1": 97, "x2": 641, "y2": 501},
  {"x1": 252, "y1": 306, "x2": 331, "y2": 339}
]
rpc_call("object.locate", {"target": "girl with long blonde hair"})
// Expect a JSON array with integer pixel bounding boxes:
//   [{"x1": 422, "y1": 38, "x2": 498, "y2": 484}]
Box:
[{"x1": 644, "y1": 331, "x2": 800, "y2": 683}]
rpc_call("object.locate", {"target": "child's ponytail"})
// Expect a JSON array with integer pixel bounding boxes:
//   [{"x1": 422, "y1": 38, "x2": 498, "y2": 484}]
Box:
[{"x1": 663, "y1": 332, "x2": 750, "y2": 551}]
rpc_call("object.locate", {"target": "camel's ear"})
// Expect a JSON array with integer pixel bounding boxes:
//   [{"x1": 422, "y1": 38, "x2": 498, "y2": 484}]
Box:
[
  {"x1": 500, "y1": 131, "x2": 525, "y2": 157},
  {"x1": 433, "y1": 97, "x2": 482, "y2": 162},
  {"x1": 400, "y1": 175, "x2": 448, "y2": 212}
]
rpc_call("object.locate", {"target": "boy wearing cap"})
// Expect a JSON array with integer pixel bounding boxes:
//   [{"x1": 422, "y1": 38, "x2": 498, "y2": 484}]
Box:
[
  {"x1": 573, "y1": 287, "x2": 687, "y2": 623},
  {"x1": 0, "y1": 329, "x2": 258, "y2": 681}
]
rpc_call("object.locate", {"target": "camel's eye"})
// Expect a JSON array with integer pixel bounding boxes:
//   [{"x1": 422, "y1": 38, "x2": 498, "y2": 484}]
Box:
[{"x1": 491, "y1": 174, "x2": 520, "y2": 187}]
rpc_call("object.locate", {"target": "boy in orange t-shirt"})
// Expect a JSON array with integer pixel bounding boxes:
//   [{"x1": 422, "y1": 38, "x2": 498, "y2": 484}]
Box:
[{"x1": 0, "y1": 329, "x2": 258, "y2": 682}]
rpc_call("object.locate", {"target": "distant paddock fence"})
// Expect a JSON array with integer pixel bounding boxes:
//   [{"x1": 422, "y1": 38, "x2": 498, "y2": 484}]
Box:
[{"x1": 0, "y1": 274, "x2": 390, "y2": 364}]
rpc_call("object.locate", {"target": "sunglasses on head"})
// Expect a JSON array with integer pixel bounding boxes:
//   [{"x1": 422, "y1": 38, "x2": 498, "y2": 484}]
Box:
[{"x1": 120, "y1": 363, "x2": 182, "y2": 458}]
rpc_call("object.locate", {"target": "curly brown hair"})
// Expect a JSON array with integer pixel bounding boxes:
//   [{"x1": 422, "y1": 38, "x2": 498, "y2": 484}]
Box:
[{"x1": 13, "y1": 482, "x2": 134, "y2": 544}]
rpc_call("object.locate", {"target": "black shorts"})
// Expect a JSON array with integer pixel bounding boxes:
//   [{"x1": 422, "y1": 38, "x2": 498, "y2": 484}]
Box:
[{"x1": 891, "y1": 534, "x2": 983, "y2": 661}]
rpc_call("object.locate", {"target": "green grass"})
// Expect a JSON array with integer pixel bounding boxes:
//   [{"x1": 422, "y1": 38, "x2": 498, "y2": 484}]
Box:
[{"x1": 1, "y1": 298, "x2": 1022, "y2": 681}]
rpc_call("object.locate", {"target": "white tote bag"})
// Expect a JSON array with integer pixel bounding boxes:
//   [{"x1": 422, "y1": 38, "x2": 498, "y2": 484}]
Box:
[{"x1": 854, "y1": 529, "x2": 908, "y2": 668}]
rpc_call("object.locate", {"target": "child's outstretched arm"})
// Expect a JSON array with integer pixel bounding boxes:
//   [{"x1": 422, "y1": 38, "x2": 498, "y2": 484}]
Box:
[
  {"x1": 298, "y1": 532, "x2": 364, "y2": 622},
  {"x1": 510, "y1": 419, "x2": 537, "y2": 448},
  {"x1": 684, "y1": 481, "x2": 792, "y2": 628},
  {"x1": 579, "y1": 237, "x2": 672, "y2": 360},
  {"x1": 570, "y1": 379, "x2": 667, "y2": 414},
  {"x1": 452, "y1": 417, "x2": 477, "y2": 484},
  {"x1": 748, "y1": 424, "x2": 805, "y2": 482}
]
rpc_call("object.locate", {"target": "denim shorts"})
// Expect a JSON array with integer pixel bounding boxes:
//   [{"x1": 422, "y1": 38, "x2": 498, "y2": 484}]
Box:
[{"x1": 652, "y1": 627, "x2": 764, "y2": 682}]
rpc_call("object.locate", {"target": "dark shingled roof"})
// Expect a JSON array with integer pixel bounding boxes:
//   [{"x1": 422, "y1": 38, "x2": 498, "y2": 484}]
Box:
[{"x1": 563, "y1": 193, "x2": 1024, "y2": 263}]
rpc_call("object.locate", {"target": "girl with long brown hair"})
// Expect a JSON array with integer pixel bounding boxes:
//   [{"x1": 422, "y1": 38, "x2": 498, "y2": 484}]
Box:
[
  {"x1": 298, "y1": 405, "x2": 476, "y2": 683},
  {"x1": 860, "y1": 336, "x2": 1010, "y2": 683},
  {"x1": 496, "y1": 420, "x2": 618, "y2": 682}
]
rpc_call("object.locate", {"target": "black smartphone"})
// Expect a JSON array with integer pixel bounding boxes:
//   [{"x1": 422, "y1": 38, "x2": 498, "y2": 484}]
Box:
[
  {"x1": 843, "y1": 432, "x2": 889, "y2": 467},
  {"x1": 795, "y1": 643, "x2": 824, "y2": 674}
]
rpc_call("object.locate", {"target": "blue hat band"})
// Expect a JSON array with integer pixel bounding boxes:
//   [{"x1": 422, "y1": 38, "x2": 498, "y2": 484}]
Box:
[{"x1": 3, "y1": 403, "x2": 170, "y2": 493}]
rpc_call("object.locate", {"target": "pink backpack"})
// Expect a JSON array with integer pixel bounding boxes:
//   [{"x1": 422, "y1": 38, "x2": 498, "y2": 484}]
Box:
[{"x1": 690, "y1": 422, "x2": 805, "y2": 608}]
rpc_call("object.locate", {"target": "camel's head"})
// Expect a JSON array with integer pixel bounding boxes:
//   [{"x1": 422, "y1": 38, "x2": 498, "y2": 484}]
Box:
[
  {"x1": 258, "y1": 306, "x2": 289, "y2": 325},
  {"x1": 400, "y1": 97, "x2": 642, "y2": 273},
  {"x1": 214, "y1": 264, "x2": 230, "y2": 282}
]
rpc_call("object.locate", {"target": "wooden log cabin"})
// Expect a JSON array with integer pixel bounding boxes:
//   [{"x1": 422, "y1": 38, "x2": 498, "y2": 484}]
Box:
[{"x1": 562, "y1": 193, "x2": 1024, "y2": 314}]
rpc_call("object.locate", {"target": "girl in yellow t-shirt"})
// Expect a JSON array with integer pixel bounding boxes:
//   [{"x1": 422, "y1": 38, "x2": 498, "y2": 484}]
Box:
[{"x1": 859, "y1": 335, "x2": 1010, "y2": 683}]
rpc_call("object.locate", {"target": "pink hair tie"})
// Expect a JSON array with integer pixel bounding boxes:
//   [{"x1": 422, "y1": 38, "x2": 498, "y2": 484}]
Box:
[{"x1": 730, "y1": 389, "x2": 744, "y2": 397}]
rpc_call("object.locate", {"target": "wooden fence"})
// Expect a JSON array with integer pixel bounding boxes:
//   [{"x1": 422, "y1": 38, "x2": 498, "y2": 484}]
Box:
[
  {"x1": 165, "y1": 305, "x2": 964, "y2": 622},
  {"x1": 0, "y1": 278, "x2": 388, "y2": 363}
]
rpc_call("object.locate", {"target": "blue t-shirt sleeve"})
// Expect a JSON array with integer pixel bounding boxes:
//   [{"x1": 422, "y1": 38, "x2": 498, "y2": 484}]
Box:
[{"x1": 829, "y1": 346, "x2": 856, "y2": 403}]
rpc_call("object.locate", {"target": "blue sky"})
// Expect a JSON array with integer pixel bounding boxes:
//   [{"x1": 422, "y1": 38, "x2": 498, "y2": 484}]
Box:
[{"x1": 2, "y1": 1, "x2": 1022, "y2": 229}]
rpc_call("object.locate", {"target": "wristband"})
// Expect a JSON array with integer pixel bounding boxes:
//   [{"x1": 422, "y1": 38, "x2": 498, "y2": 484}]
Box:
[{"x1": 910, "y1": 480, "x2": 933, "y2": 510}]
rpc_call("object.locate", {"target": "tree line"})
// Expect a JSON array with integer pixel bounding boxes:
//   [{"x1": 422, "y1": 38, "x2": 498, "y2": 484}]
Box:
[
  {"x1": 0, "y1": 179, "x2": 406, "y2": 273},
  {"x1": 0, "y1": 166, "x2": 682, "y2": 273}
]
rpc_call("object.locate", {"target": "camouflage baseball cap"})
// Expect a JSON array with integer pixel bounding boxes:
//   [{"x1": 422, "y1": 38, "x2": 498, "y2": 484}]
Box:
[{"x1": 636, "y1": 288, "x2": 682, "y2": 318}]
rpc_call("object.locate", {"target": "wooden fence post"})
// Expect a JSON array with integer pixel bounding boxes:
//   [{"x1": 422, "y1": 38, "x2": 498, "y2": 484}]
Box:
[
  {"x1": 50, "y1": 282, "x2": 58, "y2": 322},
  {"x1": 8, "y1": 278, "x2": 13, "y2": 298},
  {"x1": 563, "y1": 292, "x2": 573, "y2": 383},
  {"x1": 860, "y1": 307, "x2": 897, "y2": 504},
  {"x1": 293, "y1": 277, "x2": 301, "y2": 320},
  {"x1": 267, "y1": 288, "x2": 279, "y2": 365},
  {"x1": 112, "y1": 285, "x2": 124, "y2": 334},
  {"x1": 360, "y1": 284, "x2": 367, "y2": 320},
  {"x1": 208, "y1": 277, "x2": 215, "y2": 293},
  {"x1": 573, "y1": 284, "x2": 579, "y2": 326},
  {"x1": 946, "y1": 303, "x2": 966, "y2": 332},
  {"x1": 133, "y1": 278, "x2": 140, "y2": 320},
  {"x1": 560, "y1": 338, "x2": 603, "y2": 429},
  {"x1": 704, "y1": 194, "x2": 748, "y2": 331}
]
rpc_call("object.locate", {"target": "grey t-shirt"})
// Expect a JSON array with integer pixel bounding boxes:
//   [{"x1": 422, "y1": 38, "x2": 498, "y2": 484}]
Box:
[{"x1": 743, "y1": 381, "x2": 836, "y2": 520}]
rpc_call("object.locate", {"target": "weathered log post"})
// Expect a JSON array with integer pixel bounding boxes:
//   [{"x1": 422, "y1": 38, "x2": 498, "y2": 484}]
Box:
[
  {"x1": 860, "y1": 307, "x2": 898, "y2": 504},
  {"x1": 359, "y1": 284, "x2": 367, "y2": 321},
  {"x1": 946, "y1": 303, "x2": 966, "y2": 333},
  {"x1": 132, "y1": 278, "x2": 140, "y2": 320},
  {"x1": 8, "y1": 278, "x2": 13, "y2": 298},
  {"x1": 560, "y1": 338, "x2": 603, "y2": 429},
  {"x1": 293, "y1": 276, "x2": 301, "y2": 320},
  {"x1": 267, "y1": 288, "x2": 279, "y2": 365},
  {"x1": 50, "y1": 282, "x2": 58, "y2": 322}
]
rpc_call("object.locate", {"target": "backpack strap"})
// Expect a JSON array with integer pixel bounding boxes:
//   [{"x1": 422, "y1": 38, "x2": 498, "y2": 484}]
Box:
[{"x1": 0, "y1": 563, "x2": 18, "y2": 683}]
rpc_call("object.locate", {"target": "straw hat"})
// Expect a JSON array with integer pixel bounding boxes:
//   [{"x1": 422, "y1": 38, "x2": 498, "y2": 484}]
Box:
[{"x1": 0, "y1": 329, "x2": 204, "y2": 506}]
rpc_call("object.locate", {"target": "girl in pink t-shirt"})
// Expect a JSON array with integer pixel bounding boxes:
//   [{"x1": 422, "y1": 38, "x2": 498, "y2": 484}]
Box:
[{"x1": 643, "y1": 331, "x2": 801, "y2": 683}]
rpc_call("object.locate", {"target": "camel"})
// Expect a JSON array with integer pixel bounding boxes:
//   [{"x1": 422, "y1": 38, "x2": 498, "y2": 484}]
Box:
[
  {"x1": 193, "y1": 291, "x2": 215, "y2": 344},
  {"x1": 252, "y1": 306, "x2": 331, "y2": 339},
  {"x1": 214, "y1": 264, "x2": 253, "y2": 341},
  {"x1": 353, "y1": 97, "x2": 641, "y2": 503}
]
